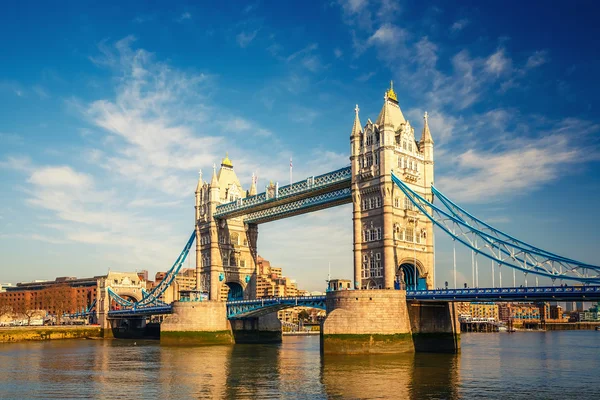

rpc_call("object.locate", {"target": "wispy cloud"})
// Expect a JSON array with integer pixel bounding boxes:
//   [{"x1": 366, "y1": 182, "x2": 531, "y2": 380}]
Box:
[
  {"x1": 451, "y1": 18, "x2": 469, "y2": 32},
  {"x1": 437, "y1": 117, "x2": 600, "y2": 202},
  {"x1": 236, "y1": 30, "x2": 258, "y2": 48},
  {"x1": 525, "y1": 50, "x2": 548, "y2": 69},
  {"x1": 176, "y1": 12, "x2": 191, "y2": 22}
]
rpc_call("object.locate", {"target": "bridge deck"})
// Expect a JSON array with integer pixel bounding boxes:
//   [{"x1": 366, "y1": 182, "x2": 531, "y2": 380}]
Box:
[
  {"x1": 406, "y1": 285, "x2": 600, "y2": 302},
  {"x1": 213, "y1": 167, "x2": 351, "y2": 223}
]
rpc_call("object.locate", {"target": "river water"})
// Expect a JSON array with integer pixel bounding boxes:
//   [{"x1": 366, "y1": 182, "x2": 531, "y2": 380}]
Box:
[{"x1": 0, "y1": 331, "x2": 598, "y2": 399}]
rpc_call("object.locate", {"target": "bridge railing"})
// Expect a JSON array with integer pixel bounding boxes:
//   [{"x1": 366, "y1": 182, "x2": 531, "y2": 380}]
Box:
[
  {"x1": 214, "y1": 167, "x2": 351, "y2": 218},
  {"x1": 406, "y1": 285, "x2": 600, "y2": 298},
  {"x1": 226, "y1": 295, "x2": 326, "y2": 306}
]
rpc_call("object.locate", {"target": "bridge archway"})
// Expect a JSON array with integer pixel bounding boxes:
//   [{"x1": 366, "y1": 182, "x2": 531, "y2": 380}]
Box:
[
  {"x1": 395, "y1": 260, "x2": 427, "y2": 291},
  {"x1": 225, "y1": 282, "x2": 244, "y2": 301}
]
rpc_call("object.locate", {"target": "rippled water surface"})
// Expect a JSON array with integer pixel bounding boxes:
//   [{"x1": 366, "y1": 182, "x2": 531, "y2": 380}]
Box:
[{"x1": 1, "y1": 331, "x2": 599, "y2": 399}]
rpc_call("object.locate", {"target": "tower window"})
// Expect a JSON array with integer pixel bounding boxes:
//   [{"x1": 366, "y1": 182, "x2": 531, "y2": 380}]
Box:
[{"x1": 405, "y1": 227, "x2": 414, "y2": 242}]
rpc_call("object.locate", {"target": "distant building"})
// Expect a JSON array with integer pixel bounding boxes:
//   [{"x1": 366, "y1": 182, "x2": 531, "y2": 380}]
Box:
[
  {"x1": 456, "y1": 302, "x2": 498, "y2": 322},
  {"x1": 498, "y1": 303, "x2": 540, "y2": 327},
  {"x1": 328, "y1": 279, "x2": 352, "y2": 291},
  {"x1": 153, "y1": 268, "x2": 197, "y2": 303},
  {"x1": 0, "y1": 276, "x2": 99, "y2": 317},
  {"x1": 255, "y1": 256, "x2": 299, "y2": 298},
  {"x1": 0, "y1": 283, "x2": 13, "y2": 293}
]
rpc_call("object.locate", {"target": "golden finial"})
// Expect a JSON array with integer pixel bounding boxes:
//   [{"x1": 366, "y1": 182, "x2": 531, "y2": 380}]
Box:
[
  {"x1": 387, "y1": 80, "x2": 398, "y2": 102},
  {"x1": 221, "y1": 152, "x2": 233, "y2": 168}
]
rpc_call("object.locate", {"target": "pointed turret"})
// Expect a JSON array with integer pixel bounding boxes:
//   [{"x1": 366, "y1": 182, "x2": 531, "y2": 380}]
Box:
[
  {"x1": 375, "y1": 81, "x2": 406, "y2": 131},
  {"x1": 195, "y1": 170, "x2": 203, "y2": 193},
  {"x1": 420, "y1": 111, "x2": 434, "y2": 145},
  {"x1": 249, "y1": 173, "x2": 257, "y2": 196},
  {"x1": 210, "y1": 163, "x2": 219, "y2": 187},
  {"x1": 351, "y1": 104, "x2": 362, "y2": 138}
]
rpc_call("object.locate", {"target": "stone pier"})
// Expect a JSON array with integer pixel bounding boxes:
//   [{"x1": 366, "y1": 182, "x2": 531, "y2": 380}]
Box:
[
  {"x1": 161, "y1": 301, "x2": 283, "y2": 345},
  {"x1": 230, "y1": 313, "x2": 282, "y2": 344},
  {"x1": 161, "y1": 301, "x2": 234, "y2": 345},
  {"x1": 320, "y1": 290, "x2": 459, "y2": 354}
]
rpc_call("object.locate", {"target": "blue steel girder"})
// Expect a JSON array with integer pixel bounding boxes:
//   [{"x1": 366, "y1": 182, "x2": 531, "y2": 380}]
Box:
[
  {"x1": 243, "y1": 188, "x2": 351, "y2": 224},
  {"x1": 214, "y1": 167, "x2": 351, "y2": 220},
  {"x1": 406, "y1": 285, "x2": 600, "y2": 302},
  {"x1": 226, "y1": 296, "x2": 326, "y2": 318},
  {"x1": 108, "y1": 305, "x2": 173, "y2": 318},
  {"x1": 391, "y1": 172, "x2": 600, "y2": 283}
]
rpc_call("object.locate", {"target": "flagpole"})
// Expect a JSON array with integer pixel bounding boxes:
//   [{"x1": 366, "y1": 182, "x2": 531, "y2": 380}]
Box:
[{"x1": 290, "y1": 157, "x2": 293, "y2": 185}]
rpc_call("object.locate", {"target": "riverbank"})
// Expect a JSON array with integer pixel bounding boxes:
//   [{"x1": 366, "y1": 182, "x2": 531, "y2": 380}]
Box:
[
  {"x1": 0, "y1": 326, "x2": 102, "y2": 343},
  {"x1": 544, "y1": 322, "x2": 600, "y2": 330}
]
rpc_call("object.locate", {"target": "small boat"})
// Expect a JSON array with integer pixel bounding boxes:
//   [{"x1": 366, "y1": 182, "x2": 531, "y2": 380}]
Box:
[{"x1": 595, "y1": 326, "x2": 600, "y2": 331}]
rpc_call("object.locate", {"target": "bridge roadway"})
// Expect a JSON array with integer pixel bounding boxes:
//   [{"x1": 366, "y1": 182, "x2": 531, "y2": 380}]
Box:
[
  {"x1": 106, "y1": 286, "x2": 600, "y2": 319},
  {"x1": 213, "y1": 166, "x2": 351, "y2": 223}
]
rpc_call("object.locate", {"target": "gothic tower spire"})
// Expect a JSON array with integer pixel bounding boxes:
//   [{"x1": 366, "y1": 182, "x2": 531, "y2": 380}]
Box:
[{"x1": 420, "y1": 111, "x2": 434, "y2": 145}]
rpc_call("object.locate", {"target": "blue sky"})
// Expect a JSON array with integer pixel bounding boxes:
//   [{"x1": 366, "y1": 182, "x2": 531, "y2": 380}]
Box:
[{"x1": 1, "y1": 0, "x2": 599, "y2": 291}]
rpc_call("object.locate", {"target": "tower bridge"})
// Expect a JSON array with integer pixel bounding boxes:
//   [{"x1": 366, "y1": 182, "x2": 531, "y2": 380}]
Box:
[{"x1": 105, "y1": 83, "x2": 600, "y2": 353}]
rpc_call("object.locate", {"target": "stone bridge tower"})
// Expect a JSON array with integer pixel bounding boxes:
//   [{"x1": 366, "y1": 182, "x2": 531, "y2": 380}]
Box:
[
  {"x1": 351, "y1": 83, "x2": 435, "y2": 290},
  {"x1": 195, "y1": 155, "x2": 258, "y2": 301}
]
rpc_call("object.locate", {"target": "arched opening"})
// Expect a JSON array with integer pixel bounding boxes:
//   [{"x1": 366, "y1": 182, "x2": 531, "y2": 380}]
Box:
[
  {"x1": 225, "y1": 282, "x2": 244, "y2": 301},
  {"x1": 395, "y1": 262, "x2": 427, "y2": 291}
]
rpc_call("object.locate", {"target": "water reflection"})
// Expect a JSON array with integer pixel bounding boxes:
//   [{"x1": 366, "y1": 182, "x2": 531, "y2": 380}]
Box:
[
  {"x1": 1, "y1": 332, "x2": 599, "y2": 399},
  {"x1": 321, "y1": 352, "x2": 459, "y2": 400}
]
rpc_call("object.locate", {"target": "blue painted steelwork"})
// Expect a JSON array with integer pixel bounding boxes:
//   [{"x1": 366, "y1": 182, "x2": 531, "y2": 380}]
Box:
[
  {"x1": 431, "y1": 185, "x2": 589, "y2": 265},
  {"x1": 391, "y1": 172, "x2": 600, "y2": 283},
  {"x1": 244, "y1": 187, "x2": 351, "y2": 224},
  {"x1": 214, "y1": 167, "x2": 351, "y2": 220},
  {"x1": 406, "y1": 285, "x2": 600, "y2": 302},
  {"x1": 226, "y1": 296, "x2": 326, "y2": 318},
  {"x1": 65, "y1": 299, "x2": 97, "y2": 318},
  {"x1": 108, "y1": 305, "x2": 173, "y2": 318},
  {"x1": 107, "y1": 231, "x2": 196, "y2": 308}
]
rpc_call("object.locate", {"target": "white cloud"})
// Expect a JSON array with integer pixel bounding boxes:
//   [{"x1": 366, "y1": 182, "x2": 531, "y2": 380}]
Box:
[
  {"x1": 177, "y1": 12, "x2": 191, "y2": 22},
  {"x1": 28, "y1": 166, "x2": 92, "y2": 188},
  {"x1": 0, "y1": 155, "x2": 33, "y2": 172},
  {"x1": 368, "y1": 24, "x2": 405, "y2": 45},
  {"x1": 525, "y1": 50, "x2": 548, "y2": 69},
  {"x1": 485, "y1": 48, "x2": 512, "y2": 76},
  {"x1": 338, "y1": 0, "x2": 368, "y2": 14},
  {"x1": 334, "y1": 48, "x2": 343, "y2": 58},
  {"x1": 236, "y1": 30, "x2": 258, "y2": 48},
  {"x1": 451, "y1": 18, "x2": 469, "y2": 32},
  {"x1": 437, "y1": 118, "x2": 600, "y2": 202}
]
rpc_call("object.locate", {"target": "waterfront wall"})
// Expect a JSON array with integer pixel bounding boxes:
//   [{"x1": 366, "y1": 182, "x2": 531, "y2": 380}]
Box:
[
  {"x1": 0, "y1": 326, "x2": 102, "y2": 343},
  {"x1": 161, "y1": 301, "x2": 233, "y2": 345},
  {"x1": 545, "y1": 322, "x2": 600, "y2": 330}
]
